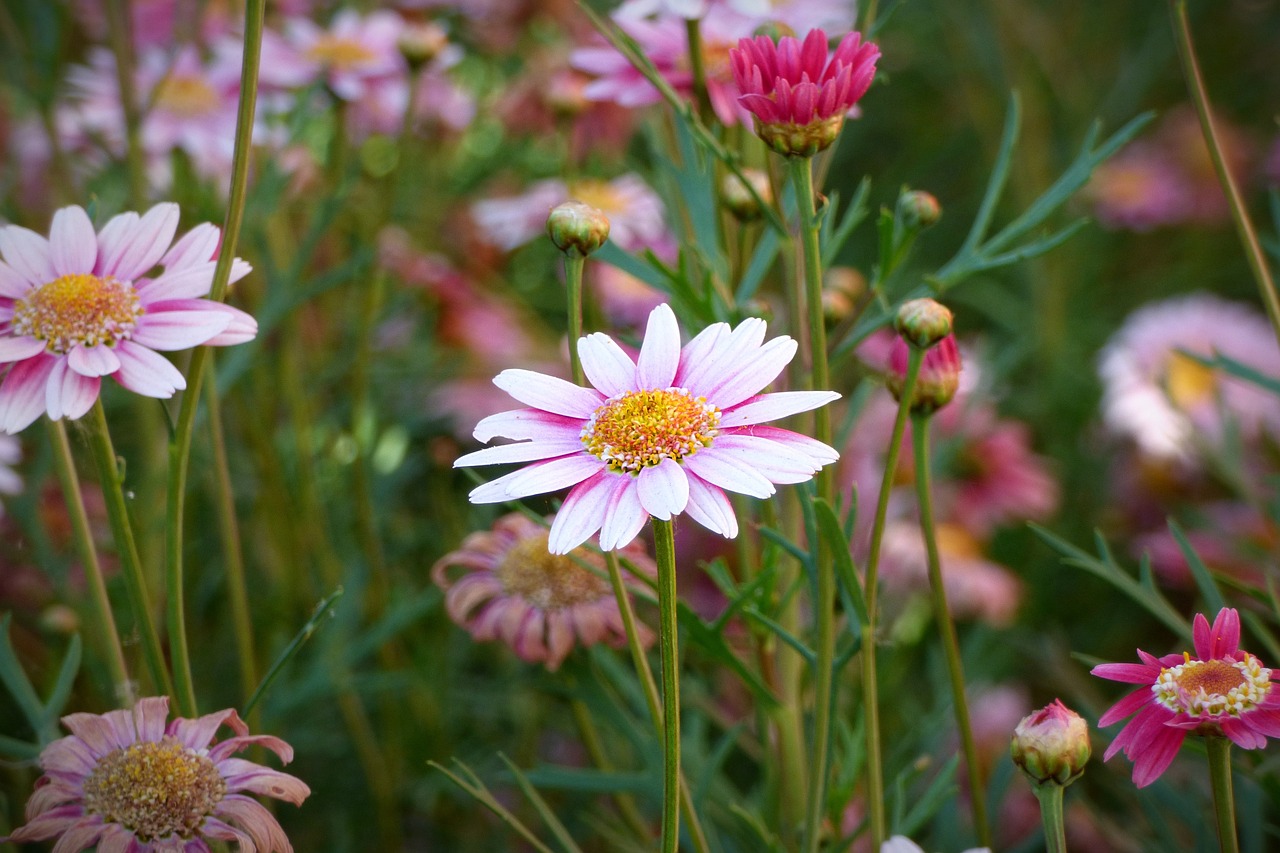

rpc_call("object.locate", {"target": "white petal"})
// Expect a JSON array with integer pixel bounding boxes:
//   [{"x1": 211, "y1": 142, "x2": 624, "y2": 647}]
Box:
[
  {"x1": 473, "y1": 408, "x2": 582, "y2": 443},
  {"x1": 493, "y1": 369, "x2": 604, "y2": 418},
  {"x1": 636, "y1": 303, "x2": 680, "y2": 389},
  {"x1": 130, "y1": 309, "x2": 231, "y2": 350},
  {"x1": 453, "y1": 440, "x2": 584, "y2": 468},
  {"x1": 46, "y1": 357, "x2": 99, "y2": 421},
  {"x1": 500, "y1": 454, "x2": 602, "y2": 499},
  {"x1": 599, "y1": 479, "x2": 648, "y2": 551},
  {"x1": 741, "y1": 425, "x2": 840, "y2": 466},
  {"x1": 636, "y1": 457, "x2": 689, "y2": 520},
  {"x1": 547, "y1": 472, "x2": 618, "y2": 553},
  {"x1": 49, "y1": 207, "x2": 98, "y2": 277},
  {"x1": 678, "y1": 317, "x2": 766, "y2": 398},
  {"x1": 710, "y1": 435, "x2": 820, "y2": 484},
  {"x1": 703, "y1": 337, "x2": 797, "y2": 408},
  {"x1": 67, "y1": 344, "x2": 121, "y2": 377},
  {"x1": 93, "y1": 211, "x2": 140, "y2": 276},
  {"x1": 135, "y1": 263, "x2": 217, "y2": 300},
  {"x1": 160, "y1": 222, "x2": 219, "y2": 270},
  {"x1": 684, "y1": 475, "x2": 738, "y2": 538},
  {"x1": 0, "y1": 336, "x2": 49, "y2": 363},
  {"x1": 0, "y1": 355, "x2": 56, "y2": 433},
  {"x1": 99, "y1": 203, "x2": 179, "y2": 280},
  {"x1": 0, "y1": 261, "x2": 30, "y2": 298},
  {"x1": 578, "y1": 333, "x2": 635, "y2": 398},
  {"x1": 113, "y1": 341, "x2": 186, "y2": 397},
  {"x1": 683, "y1": 449, "x2": 775, "y2": 498},
  {"x1": 720, "y1": 391, "x2": 841, "y2": 427},
  {"x1": 673, "y1": 321, "x2": 728, "y2": 387},
  {"x1": 0, "y1": 225, "x2": 55, "y2": 286}
]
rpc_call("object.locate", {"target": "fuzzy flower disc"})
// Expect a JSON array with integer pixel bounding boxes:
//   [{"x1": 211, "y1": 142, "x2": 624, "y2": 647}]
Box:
[
  {"x1": 13, "y1": 273, "x2": 143, "y2": 352},
  {"x1": 582, "y1": 387, "x2": 720, "y2": 472}
]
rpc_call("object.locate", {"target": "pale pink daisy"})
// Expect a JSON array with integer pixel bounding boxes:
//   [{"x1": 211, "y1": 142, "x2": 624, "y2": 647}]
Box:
[
  {"x1": 455, "y1": 303, "x2": 839, "y2": 553},
  {"x1": 0, "y1": 203, "x2": 256, "y2": 433},
  {"x1": 1093, "y1": 607, "x2": 1280, "y2": 787},
  {"x1": 262, "y1": 10, "x2": 407, "y2": 101},
  {"x1": 1098, "y1": 293, "x2": 1280, "y2": 462},
  {"x1": 433, "y1": 512, "x2": 657, "y2": 670},
  {"x1": 2, "y1": 695, "x2": 309, "y2": 851}
]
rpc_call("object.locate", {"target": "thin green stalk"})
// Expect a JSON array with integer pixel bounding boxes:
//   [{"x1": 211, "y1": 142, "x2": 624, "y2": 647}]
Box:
[
  {"x1": 565, "y1": 255, "x2": 586, "y2": 384},
  {"x1": 653, "y1": 518, "x2": 681, "y2": 853},
  {"x1": 86, "y1": 401, "x2": 173, "y2": 698},
  {"x1": 791, "y1": 154, "x2": 837, "y2": 853},
  {"x1": 351, "y1": 272, "x2": 389, "y2": 588},
  {"x1": 48, "y1": 421, "x2": 133, "y2": 704},
  {"x1": 1168, "y1": 0, "x2": 1280, "y2": 346},
  {"x1": 860, "y1": 348, "x2": 923, "y2": 850},
  {"x1": 912, "y1": 412, "x2": 990, "y2": 848},
  {"x1": 569, "y1": 696, "x2": 651, "y2": 842},
  {"x1": 859, "y1": 0, "x2": 880, "y2": 35},
  {"x1": 162, "y1": 0, "x2": 266, "y2": 718},
  {"x1": 684, "y1": 18, "x2": 714, "y2": 127},
  {"x1": 1032, "y1": 784, "x2": 1067, "y2": 853},
  {"x1": 104, "y1": 0, "x2": 147, "y2": 206},
  {"x1": 1207, "y1": 737, "x2": 1240, "y2": 853}
]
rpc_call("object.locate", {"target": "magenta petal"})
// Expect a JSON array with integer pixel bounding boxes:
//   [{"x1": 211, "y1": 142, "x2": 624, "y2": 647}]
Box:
[
  {"x1": 130, "y1": 308, "x2": 231, "y2": 351},
  {"x1": 1222, "y1": 718, "x2": 1266, "y2": 750},
  {"x1": 49, "y1": 207, "x2": 98, "y2": 277},
  {"x1": 1241, "y1": 708, "x2": 1280, "y2": 738},
  {"x1": 112, "y1": 341, "x2": 186, "y2": 398},
  {"x1": 1205, "y1": 607, "x2": 1240, "y2": 659},
  {"x1": 1130, "y1": 726, "x2": 1186, "y2": 788},
  {"x1": 1097, "y1": 688, "x2": 1152, "y2": 727},
  {"x1": 0, "y1": 355, "x2": 57, "y2": 433},
  {"x1": 1092, "y1": 661, "x2": 1160, "y2": 685}
]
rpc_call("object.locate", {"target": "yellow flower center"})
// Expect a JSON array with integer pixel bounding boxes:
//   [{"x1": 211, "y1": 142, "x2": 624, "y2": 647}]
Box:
[
  {"x1": 307, "y1": 36, "x2": 378, "y2": 70},
  {"x1": 1154, "y1": 653, "x2": 1272, "y2": 717},
  {"x1": 82, "y1": 737, "x2": 227, "y2": 841},
  {"x1": 566, "y1": 180, "x2": 626, "y2": 217},
  {"x1": 12, "y1": 274, "x2": 144, "y2": 353},
  {"x1": 1164, "y1": 350, "x2": 1217, "y2": 409},
  {"x1": 580, "y1": 387, "x2": 720, "y2": 473},
  {"x1": 494, "y1": 532, "x2": 611, "y2": 610},
  {"x1": 155, "y1": 74, "x2": 221, "y2": 118}
]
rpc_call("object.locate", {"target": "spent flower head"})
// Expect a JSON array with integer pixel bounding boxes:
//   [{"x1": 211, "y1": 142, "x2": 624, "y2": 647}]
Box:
[
  {"x1": 1011, "y1": 699, "x2": 1091, "y2": 788},
  {"x1": 1092, "y1": 607, "x2": 1280, "y2": 787}
]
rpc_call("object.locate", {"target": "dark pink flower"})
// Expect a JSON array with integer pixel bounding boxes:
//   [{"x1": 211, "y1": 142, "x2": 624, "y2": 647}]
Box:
[
  {"x1": 3, "y1": 696, "x2": 309, "y2": 851},
  {"x1": 730, "y1": 28, "x2": 879, "y2": 156},
  {"x1": 1092, "y1": 607, "x2": 1280, "y2": 787}
]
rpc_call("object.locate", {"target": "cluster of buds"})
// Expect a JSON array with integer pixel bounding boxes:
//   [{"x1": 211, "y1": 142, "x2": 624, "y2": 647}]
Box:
[{"x1": 888, "y1": 298, "x2": 961, "y2": 414}]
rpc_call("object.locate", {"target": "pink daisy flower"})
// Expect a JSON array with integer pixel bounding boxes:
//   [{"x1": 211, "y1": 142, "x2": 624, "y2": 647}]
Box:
[
  {"x1": 432, "y1": 512, "x2": 657, "y2": 670},
  {"x1": 454, "y1": 303, "x2": 839, "y2": 553},
  {"x1": 731, "y1": 28, "x2": 879, "y2": 156},
  {"x1": 1092, "y1": 607, "x2": 1280, "y2": 787},
  {"x1": 2, "y1": 695, "x2": 309, "y2": 851},
  {"x1": 263, "y1": 10, "x2": 407, "y2": 101},
  {"x1": 0, "y1": 203, "x2": 256, "y2": 433}
]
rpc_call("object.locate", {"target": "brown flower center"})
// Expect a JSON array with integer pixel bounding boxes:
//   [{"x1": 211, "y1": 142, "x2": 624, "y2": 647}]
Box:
[
  {"x1": 12, "y1": 274, "x2": 144, "y2": 353},
  {"x1": 580, "y1": 387, "x2": 720, "y2": 474},
  {"x1": 1154, "y1": 653, "x2": 1272, "y2": 718},
  {"x1": 82, "y1": 737, "x2": 227, "y2": 841},
  {"x1": 494, "y1": 533, "x2": 611, "y2": 610}
]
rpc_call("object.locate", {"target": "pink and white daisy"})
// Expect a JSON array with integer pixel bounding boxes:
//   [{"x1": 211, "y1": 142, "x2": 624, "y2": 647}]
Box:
[
  {"x1": 455, "y1": 303, "x2": 839, "y2": 553},
  {"x1": 432, "y1": 512, "x2": 657, "y2": 670},
  {"x1": 1092, "y1": 607, "x2": 1280, "y2": 787},
  {"x1": 2, "y1": 695, "x2": 309, "y2": 851},
  {"x1": 0, "y1": 203, "x2": 256, "y2": 434},
  {"x1": 262, "y1": 10, "x2": 407, "y2": 101}
]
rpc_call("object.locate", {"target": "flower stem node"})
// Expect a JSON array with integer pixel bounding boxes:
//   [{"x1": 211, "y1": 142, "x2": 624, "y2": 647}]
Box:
[
  {"x1": 547, "y1": 201, "x2": 611, "y2": 258},
  {"x1": 899, "y1": 190, "x2": 942, "y2": 229},
  {"x1": 1011, "y1": 699, "x2": 1092, "y2": 788},
  {"x1": 894, "y1": 298, "x2": 954, "y2": 349}
]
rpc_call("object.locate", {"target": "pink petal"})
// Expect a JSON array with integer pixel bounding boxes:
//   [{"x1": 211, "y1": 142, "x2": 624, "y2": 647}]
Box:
[
  {"x1": 99, "y1": 203, "x2": 180, "y2": 281},
  {"x1": 0, "y1": 225, "x2": 55, "y2": 288},
  {"x1": 92, "y1": 211, "x2": 140, "y2": 277},
  {"x1": 673, "y1": 321, "x2": 729, "y2": 388},
  {"x1": 545, "y1": 612, "x2": 575, "y2": 670},
  {"x1": 0, "y1": 336, "x2": 50, "y2": 363},
  {"x1": 1097, "y1": 688, "x2": 1152, "y2": 727},
  {"x1": 467, "y1": 455, "x2": 601, "y2": 503},
  {"x1": 167, "y1": 708, "x2": 238, "y2": 752},
  {"x1": 207, "y1": 733, "x2": 293, "y2": 765},
  {"x1": 1092, "y1": 660, "x2": 1160, "y2": 685},
  {"x1": 0, "y1": 354, "x2": 57, "y2": 433},
  {"x1": 678, "y1": 317, "x2": 766, "y2": 398},
  {"x1": 599, "y1": 478, "x2": 648, "y2": 551},
  {"x1": 67, "y1": 344, "x2": 121, "y2": 378},
  {"x1": 39, "y1": 734, "x2": 97, "y2": 778},
  {"x1": 48, "y1": 207, "x2": 98, "y2": 277},
  {"x1": 636, "y1": 304, "x2": 680, "y2": 389},
  {"x1": 453, "y1": 440, "x2": 585, "y2": 467},
  {"x1": 684, "y1": 474, "x2": 737, "y2": 538},
  {"x1": 214, "y1": 795, "x2": 292, "y2": 852},
  {"x1": 473, "y1": 408, "x2": 583, "y2": 443},
  {"x1": 708, "y1": 435, "x2": 821, "y2": 484},
  {"x1": 135, "y1": 263, "x2": 218, "y2": 300},
  {"x1": 94, "y1": 824, "x2": 138, "y2": 853},
  {"x1": 493, "y1": 368, "x2": 604, "y2": 418},
  {"x1": 720, "y1": 391, "x2": 840, "y2": 427},
  {"x1": 0, "y1": 260, "x2": 30, "y2": 298},
  {"x1": 200, "y1": 816, "x2": 257, "y2": 851},
  {"x1": 199, "y1": 303, "x2": 258, "y2": 346},
  {"x1": 44, "y1": 360, "x2": 99, "y2": 422},
  {"x1": 112, "y1": 341, "x2": 185, "y2": 397},
  {"x1": 219, "y1": 758, "x2": 311, "y2": 805},
  {"x1": 702, "y1": 336, "x2": 797, "y2": 408},
  {"x1": 578, "y1": 332, "x2": 636, "y2": 398},
  {"x1": 636, "y1": 457, "x2": 689, "y2": 520},
  {"x1": 130, "y1": 308, "x2": 232, "y2": 351},
  {"x1": 735, "y1": 425, "x2": 840, "y2": 466},
  {"x1": 159, "y1": 222, "x2": 219, "y2": 270},
  {"x1": 547, "y1": 471, "x2": 620, "y2": 554},
  {"x1": 8, "y1": 807, "x2": 96, "y2": 845},
  {"x1": 683, "y1": 449, "x2": 776, "y2": 498}
]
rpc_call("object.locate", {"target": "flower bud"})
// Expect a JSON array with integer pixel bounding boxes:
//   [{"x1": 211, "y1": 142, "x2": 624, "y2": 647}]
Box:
[
  {"x1": 894, "y1": 298, "x2": 953, "y2": 349},
  {"x1": 721, "y1": 169, "x2": 773, "y2": 222},
  {"x1": 886, "y1": 333, "x2": 960, "y2": 414},
  {"x1": 898, "y1": 190, "x2": 941, "y2": 229},
  {"x1": 1011, "y1": 699, "x2": 1091, "y2": 788},
  {"x1": 822, "y1": 267, "x2": 866, "y2": 324},
  {"x1": 398, "y1": 21, "x2": 449, "y2": 70},
  {"x1": 547, "y1": 201, "x2": 610, "y2": 258}
]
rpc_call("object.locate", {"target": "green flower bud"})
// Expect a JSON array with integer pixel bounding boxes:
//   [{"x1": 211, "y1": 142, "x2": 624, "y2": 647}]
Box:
[
  {"x1": 547, "y1": 202, "x2": 610, "y2": 258},
  {"x1": 894, "y1": 298, "x2": 953, "y2": 350},
  {"x1": 899, "y1": 190, "x2": 941, "y2": 229},
  {"x1": 1011, "y1": 699, "x2": 1091, "y2": 788}
]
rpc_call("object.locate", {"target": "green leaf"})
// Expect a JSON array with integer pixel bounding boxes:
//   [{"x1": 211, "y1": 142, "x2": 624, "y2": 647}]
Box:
[
  {"x1": 244, "y1": 587, "x2": 345, "y2": 716},
  {"x1": 499, "y1": 754, "x2": 586, "y2": 853},
  {"x1": 430, "y1": 758, "x2": 560, "y2": 853},
  {"x1": 0, "y1": 613, "x2": 46, "y2": 731},
  {"x1": 1168, "y1": 519, "x2": 1225, "y2": 614},
  {"x1": 813, "y1": 498, "x2": 868, "y2": 628}
]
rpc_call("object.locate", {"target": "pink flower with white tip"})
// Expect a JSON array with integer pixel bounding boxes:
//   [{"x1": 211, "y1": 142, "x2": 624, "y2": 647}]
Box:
[
  {"x1": 0, "y1": 203, "x2": 256, "y2": 433},
  {"x1": 455, "y1": 304, "x2": 839, "y2": 553},
  {"x1": 1092, "y1": 607, "x2": 1280, "y2": 787}
]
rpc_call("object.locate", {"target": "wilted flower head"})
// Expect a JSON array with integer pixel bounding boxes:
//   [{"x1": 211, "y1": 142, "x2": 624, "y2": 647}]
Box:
[
  {"x1": 1011, "y1": 699, "x2": 1091, "y2": 788},
  {"x1": 1092, "y1": 607, "x2": 1280, "y2": 787},
  {"x1": 455, "y1": 303, "x2": 839, "y2": 553},
  {"x1": 0, "y1": 204, "x2": 257, "y2": 433},
  {"x1": 731, "y1": 28, "x2": 879, "y2": 156},
  {"x1": 432, "y1": 513, "x2": 656, "y2": 670},
  {"x1": 2, "y1": 695, "x2": 308, "y2": 851}
]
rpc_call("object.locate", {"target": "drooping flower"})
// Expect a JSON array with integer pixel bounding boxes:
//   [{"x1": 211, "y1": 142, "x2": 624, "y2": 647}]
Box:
[
  {"x1": 0, "y1": 203, "x2": 257, "y2": 433},
  {"x1": 2, "y1": 695, "x2": 309, "y2": 851},
  {"x1": 455, "y1": 303, "x2": 839, "y2": 553},
  {"x1": 432, "y1": 512, "x2": 656, "y2": 670},
  {"x1": 1092, "y1": 607, "x2": 1280, "y2": 787},
  {"x1": 731, "y1": 28, "x2": 879, "y2": 156}
]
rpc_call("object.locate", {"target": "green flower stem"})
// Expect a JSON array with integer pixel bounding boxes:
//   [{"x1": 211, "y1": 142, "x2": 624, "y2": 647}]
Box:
[
  {"x1": 653, "y1": 518, "x2": 681, "y2": 853},
  {"x1": 790, "y1": 153, "x2": 837, "y2": 853},
  {"x1": 1032, "y1": 784, "x2": 1068, "y2": 853},
  {"x1": 1207, "y1": 737, "x2": 1240, "y2": 853},
  {"x1": 163, "y1": 0, "x2": 266, "y2": 719},
  {"x1": 912, "y1": 411, "x2": 990, "y2": 849},
  {"x1": 87, "y1": 401, "x2": 173, "y2": 698},
  {"x1": 565, "y1": 255, "x2": 587, "y2": 384},
  {"x1": 104, "y1": 0, "x2": 147, "y2": 206},
  {"x1": 48, "y1": 421, "x2": 134, "y2": 704},
  {"x1": 860, "y1": 347, "x2": 923, "y2": 850},
  {"x1": 1168, "y1": 0, "x2": 1280, "y2": 346},
  {"x1": 684, "y1": 18, "x2": 714, "y2": 128}
]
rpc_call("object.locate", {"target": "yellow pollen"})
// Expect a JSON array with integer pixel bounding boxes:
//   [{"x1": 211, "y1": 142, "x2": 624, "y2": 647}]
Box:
[
  {"x1": 566, "y1": 180, "x2": 626, "y2": 216},
  {"x1": 1164, "y1": 351, "x2": 1217, "y2": 409},
  {"x1": 1154, "y1": 653, "x2": 1273, "y2": 718},
  {"x1": 82, "y1": 737, "x2": 226, "y2": 841},
  {"x1": 12, "y1": 274, "x2": 144, "y2": 353},
  {"x1": 580, "y1": 387, "x2": 721, "y2": 474},
  {"x1": 155, "y1": 74, "x2": 220, "y2": 118},
  {"x1": 306, "y1": 36, "x2": 378, "y2": 70},
  {"x1": 494, "y1": 533, "x2": 611, "y2": 610}
]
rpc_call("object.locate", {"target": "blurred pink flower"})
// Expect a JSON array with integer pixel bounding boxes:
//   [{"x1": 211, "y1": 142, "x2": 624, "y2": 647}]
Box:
[
  {"x1": 1098, "y1": 293, "x2": 1280, "y2": 463},
  {"x1": 263, "y1": 10, "x2": 406, "y2": 100},
  {"x1": 1134, "y1": 502, "x2": 1273, "y2": 589},
  {"x1": 878, "y1": 522, "x2": 1023, "y2": 626},
  {"x1": 74, "y1": 0, "x2": 236, "y2": 50},
  {"x1": 0, "y1": 434, "x2": 21, "y2": 505},
  {"x1": 2, "y1": 695, "x2": 308, "y2": 851},
  {"x1": 432, "y1": 512, "x2": 656, "y2": 670},
  {"x1": 1093, "y1": 607, "x2": 1280, "y2": 787},
  {"x1": 0, "y1": 204, "x2": 256, "y2": 433},
  {"x1": 455, "y1": 303, "x2": 839, "y2": 553}
]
